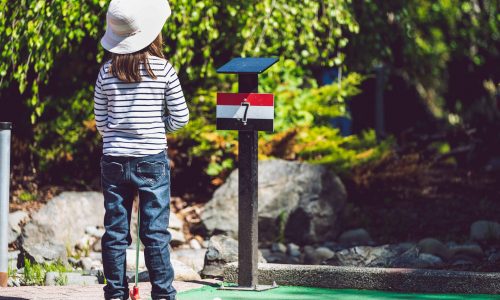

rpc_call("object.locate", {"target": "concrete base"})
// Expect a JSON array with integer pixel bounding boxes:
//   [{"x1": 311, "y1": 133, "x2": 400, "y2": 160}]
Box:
[{"x1": 223, "y1": 263, "x2": 500, "y2": 294}]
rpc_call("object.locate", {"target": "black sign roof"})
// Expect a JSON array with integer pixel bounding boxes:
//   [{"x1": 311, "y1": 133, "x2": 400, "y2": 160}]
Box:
[{"x1": 216, "y1": 57, "x2": 279, "y2": 74}]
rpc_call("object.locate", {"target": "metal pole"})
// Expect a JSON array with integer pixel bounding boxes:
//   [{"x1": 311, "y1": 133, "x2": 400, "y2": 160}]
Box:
[
  {"x1": 0, "y1": 122, "x2": 12, "y2": 287},
  {"x1": 238, "y1": 74, "x2": 259, "y2": 288}
]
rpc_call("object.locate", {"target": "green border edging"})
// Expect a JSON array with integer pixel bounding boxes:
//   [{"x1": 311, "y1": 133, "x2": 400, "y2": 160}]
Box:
[{"x1": 178, "y1": 285, "x2": 500, "y2": 300}]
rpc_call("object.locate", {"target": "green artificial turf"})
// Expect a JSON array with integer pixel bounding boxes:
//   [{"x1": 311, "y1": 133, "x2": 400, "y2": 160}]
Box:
[{"x1": 178, "y1": 285, "x2": 500, "y2": 300}]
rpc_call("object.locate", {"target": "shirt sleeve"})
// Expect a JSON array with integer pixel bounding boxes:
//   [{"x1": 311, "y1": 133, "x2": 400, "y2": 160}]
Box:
[
  {"x1": 163, "y1": 62, "x2": 189, "y2": 133},
  {"x1": 93, "y1": 67, "x2": 108, "y2": 136}
]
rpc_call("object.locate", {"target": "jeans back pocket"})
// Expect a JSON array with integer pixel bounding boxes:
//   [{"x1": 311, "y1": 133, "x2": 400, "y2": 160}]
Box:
[
  {"x1": 101, "y1": 161, "x2": 124, "y2": 183},
  {"x1": 136, "y1": 161, "x2": 166, "y2": 185}
]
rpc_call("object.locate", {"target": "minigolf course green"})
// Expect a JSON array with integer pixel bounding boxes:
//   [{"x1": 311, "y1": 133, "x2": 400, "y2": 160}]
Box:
[{"x1": 178, "y1": 286, "x2": 500, "y2": 300}]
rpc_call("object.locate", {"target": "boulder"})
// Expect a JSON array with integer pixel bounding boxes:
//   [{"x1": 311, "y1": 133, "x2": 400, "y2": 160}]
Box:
[
  {"x1": 172, "y1": 259, "x2": 202, "y2": 281},
  {"x1": 169, "y1": 213, "x2": 183, "y2": 230},
  {"x1": 271, "y1": 243, "x2": 287, "y2": 254},
  {"x1": 286, "y1": 243, "x2": 301, "y2": 257},
  {"x1": 169, "y1": 229, "x2": 186, "y2": 246},
  {"x1": 470, "y1": 220, "x2": 500, "y2": 241},
  {"x1": 171, "y1": 248, "x2": 207, "y2": 273},
  {"x1": 324, "y1": 243, "x2": 445, "y2": 269},
  {"x1": 326, "y1": 244, "x2": 414, "y2": 267},
  {"x1": 338, "y1": 228, "x2": 373, "y2": 246},
  {"x1": 450, "y1": 244, "x2": 484, "y2": 258},
  {"x1": 8, "y1": 211, "x2": 29, "y2": 245},
  {"x1": 201, "y1": 235, "x2": 266, "y2": 277},
  {"x1": 417, "y1": 238, "x2": 452, "y2": 260},
  {"x1": 201, "y1": 159, "x2": 347, "y2": 245},
  {"x1": 21, "y1": 241, "x2": 68, "y2": 265},
  {"x1": 126, "y1": 249, "x2": 146, "y2": 271},
  {"x1": 21, "y1": 192, "x2": 105, "y2": 263}
]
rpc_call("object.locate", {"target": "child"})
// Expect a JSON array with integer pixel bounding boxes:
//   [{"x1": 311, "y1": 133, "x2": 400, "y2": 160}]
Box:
[{"x1": 94, "y1": 0, "x2": 188, "y2": 299}]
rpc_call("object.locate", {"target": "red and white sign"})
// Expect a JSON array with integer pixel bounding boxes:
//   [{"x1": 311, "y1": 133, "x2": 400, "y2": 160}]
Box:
[{"x1": 216, "y1": 93, "x2": 274, "y2": 131}]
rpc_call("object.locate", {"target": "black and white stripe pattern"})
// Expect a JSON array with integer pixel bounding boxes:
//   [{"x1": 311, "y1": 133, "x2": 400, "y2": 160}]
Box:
[{"x1": 94, "y1": 56, "x2": 189, "y2": 157}]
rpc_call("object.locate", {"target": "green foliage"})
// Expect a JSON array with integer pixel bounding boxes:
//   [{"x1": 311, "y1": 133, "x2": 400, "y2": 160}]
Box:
[
  {"x1": 0, "y1": 0, "x2": 107, "y2": 122},
  {"x1": 22, "y1": 258, "x2": 71, "y2": 286},
  {"x1": 346, "y1": 0, "x2": 499, "y2": 119},
  {"x1": 1, "y1": 0, "x2": 358, "y2": 121},
  {"x1": 33, "y1": 87, "x2": 100, "y2": 181},
  {"x1": 293, "y1": 127, "x2": 393, "y2": 174},
  {"x1": 18, "y1": 191, "x2": 37, "y2": 202}
]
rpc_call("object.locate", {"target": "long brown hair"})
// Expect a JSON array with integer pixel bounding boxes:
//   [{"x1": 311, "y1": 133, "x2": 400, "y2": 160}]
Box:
[{"x1": 109, "y1": 34, "x2": 165, "y2": 82}]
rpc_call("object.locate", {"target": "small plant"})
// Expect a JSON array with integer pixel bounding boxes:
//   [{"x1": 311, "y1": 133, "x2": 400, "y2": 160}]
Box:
[
  {"x1": 18, "y1": 191, "x2": 37, "y2": 202},
  {"x1": 21, "y1": 258, "x2": 72, "y2": 286},
  {"x1": 23, "y1": 258, "x2": 45, "y2": 286},
  {"x1": 54, "y1": 273, "x2": 68, "y2": 286}
]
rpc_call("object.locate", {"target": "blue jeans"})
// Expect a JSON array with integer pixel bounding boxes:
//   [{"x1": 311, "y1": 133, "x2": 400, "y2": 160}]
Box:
[{"x1": 100, "y1": 150, "x2": 176, "y2": 300}]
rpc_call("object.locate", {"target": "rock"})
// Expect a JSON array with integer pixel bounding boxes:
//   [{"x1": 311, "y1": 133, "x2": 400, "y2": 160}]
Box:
[
  {"x1": 92, "y1": 239, "x2": 102, "y2": 252},
  {"x1": 8, "y1": 277, "x2": 21, "y2": 287},
  {"x1": 271, "y1": 243, "x2": 287, "y2": 254},
  {"x1": 171, "y1": 248, "x2": 207, "y2": 273},
  {"x1": 172, "y1": 259, "x2": 202, "y2": 281},
  {"x1": 264, "y1": 252, "x2": 288, "y2": 263},
  {"x1": 127, "y1": 270, "x2": 151, "y2": 283},
  {"x1": 488, "y1": 252, "x2": 500, "y2": 263},
  {"x1": 85, "y1": 226, "x2": 105, "y2": 239},
  {"x1": 259, "y1": 248, "x2": 272, "y2": 260},
  {"x1": 189, "y1": 238, "x2": 202, "y2": 250},
  {"x1": 170, "y1": 229, "x2": 186, "y2": 246},
  {"x1": 304, "y1": 245, "x2": 316, "y2": 264},
  {"x1": 326, "y1": 245, "x2": 408, "y2": 267},
  {"x1": 8, "y1": 250, "x2": 20, "y2": 260},
  {"x1": 314, "y1": 247, "x2": 335, "y2": 261},
  {"x1": 81, "y1": 257, "x2": 93, "y2": 271},
  {"x1": 21, "y1": 241, "x2": 68, "y2": 265},
  {"x1": 417, "y1": 238, "x2": 452, "y2": 260},
  {"x1": 75, "y1": 235, "x2": 96, "y2": 251},
  {"x1": 22, "y1": 192, "x2": 105, "y2": 262},
  {"x1": 128, "y1": 259, "x2": 201, "y2": 282},
  {"x1": 325, "y1": 243, "x2": 443, "y2": 269},
  {"x1": 8, "y1": 211, "x2": 29, "y2": 245},
  {"x1": 287, "y1": 243, "x2": 301, "y2": 257},
  {"x1": 470, "y1": 220, "x2": 500, "y2": 241},
  {"x1": 46, "y1": 272, "x2": 99, "y2": 286},
  {"x1": 169, "y1": 213, "x2": 183, "y2": 230},
  {"x1": 68, "y1": 257, "x2": 81, "y2": 267},
  {"x1": 88, "y1": 251, "x2": 102, "y2": 261},
  {"x1": 450, "y1": 244, "x2": 484, "y2": 258},
  {"x1": 201, "y1": 235, "x2": 266, "y2": 277},
  {"x1": 90, "y1": 259, "x2": 104, "y2": 271},
  {"x1": 201, "y1": 159, "x2": 347, "y2": 245},
  {"x1": 417, "y1": 253, "x2": 443, "y2": 267},
  {"x1": 126, "y1": 249, "x2": 146, "y2": 271},
  {"x1": 338, "y1": 228, "x2": 373, "y2": 246}
]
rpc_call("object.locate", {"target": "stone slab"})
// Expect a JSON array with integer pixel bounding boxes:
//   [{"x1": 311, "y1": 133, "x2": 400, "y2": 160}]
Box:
[{"x1": 223, "y1": 263, "x2": 500, "y2": 294}]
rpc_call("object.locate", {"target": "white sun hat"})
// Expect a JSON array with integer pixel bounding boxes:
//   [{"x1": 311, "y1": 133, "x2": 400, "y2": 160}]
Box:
[{"x1": 101, "y1": 0, "x2": 171, "y2": 54}]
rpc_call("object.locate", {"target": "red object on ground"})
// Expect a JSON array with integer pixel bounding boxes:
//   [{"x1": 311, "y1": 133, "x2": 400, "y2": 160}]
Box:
[{"x1": 130, "y1": 285, "x2": 140, "y2": 300}]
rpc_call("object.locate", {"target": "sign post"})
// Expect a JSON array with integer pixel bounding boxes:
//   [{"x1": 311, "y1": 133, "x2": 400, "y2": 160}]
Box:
[
  {"x1": 216, "y1": 58, "x2": 278, "y2": 290},
  {"x1": 0, "y1": 122, "x2": 12, "y2": 287}
]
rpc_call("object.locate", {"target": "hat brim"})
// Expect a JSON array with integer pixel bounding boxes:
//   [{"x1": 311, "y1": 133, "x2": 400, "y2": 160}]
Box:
[{"x1": 101, "y1": 0, "x2": 171, "y2": 54}]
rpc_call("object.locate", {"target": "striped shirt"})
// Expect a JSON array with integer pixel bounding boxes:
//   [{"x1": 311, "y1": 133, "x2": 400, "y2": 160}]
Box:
[{"x1": 93, "y1": 56, "x2": 189, "y2": 157}]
